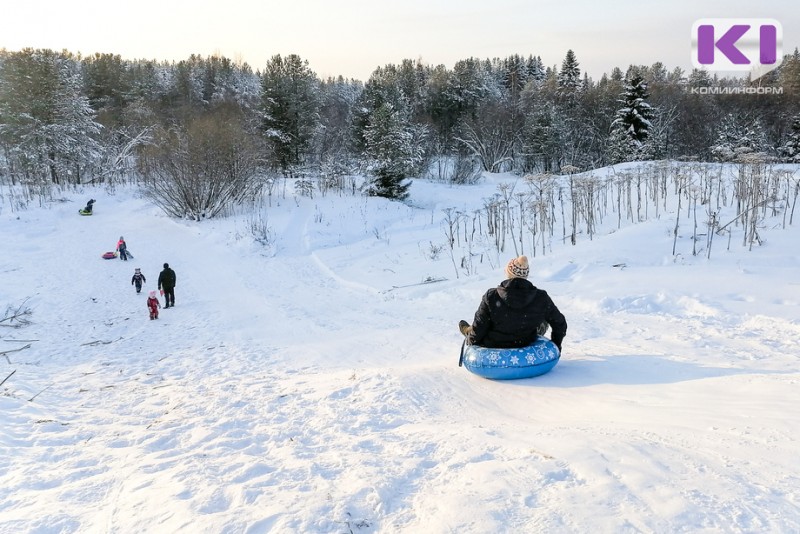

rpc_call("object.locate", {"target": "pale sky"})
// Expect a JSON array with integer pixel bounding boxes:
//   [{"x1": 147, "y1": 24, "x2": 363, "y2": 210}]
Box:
[{"x1": 1, "y1": 0, "x2": 797, "y2": 81}]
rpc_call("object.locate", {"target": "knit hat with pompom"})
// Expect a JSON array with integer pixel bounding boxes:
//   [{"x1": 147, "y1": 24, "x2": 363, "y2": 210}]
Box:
[{"x1": 505, "y1": 255, "x2": 530, "y2": 279}]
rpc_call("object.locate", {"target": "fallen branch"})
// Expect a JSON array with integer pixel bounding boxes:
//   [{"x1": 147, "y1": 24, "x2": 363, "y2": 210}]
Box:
[
  {"x1": 1, "y1": 343, "x2": 31, "y2": 363},
  {"x1": 384, "y1": 276, "x2": 447, "y2": 292},
  {"x1": 0, "y1": 369, "x2": 16, "y2": 387},
  {"x1": 29, "y1": 385, "x2": 51, "y2": 402},
  {"x1": 0, "y1": 343, "x2": 32, "y2": 356},
  {"x1": 81, "y1": 336, "x2": 123, "y2": 346},
  {"x1": 716, "y1": 198, "x2": 771, "y2": 234}
]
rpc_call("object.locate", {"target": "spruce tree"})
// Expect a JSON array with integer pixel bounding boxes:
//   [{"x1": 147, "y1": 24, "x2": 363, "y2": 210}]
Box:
[
  {"x1": 363, "y1": 100, "x2": 424, "y2": 200},
  {"x1": 608, "y1": 75, "x2": 655, "y2": 162},
  {"x1": 780, "y1": 114, "x2": 800, "y2": 162},
  {"x1": 557, "y1": 50, "x2": 581, "y2": 92}
]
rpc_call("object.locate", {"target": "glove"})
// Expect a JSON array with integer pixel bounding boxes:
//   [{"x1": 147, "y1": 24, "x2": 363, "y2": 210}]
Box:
[{"x1": 160, "y1": 290, "x2": 164, "y2": 296}]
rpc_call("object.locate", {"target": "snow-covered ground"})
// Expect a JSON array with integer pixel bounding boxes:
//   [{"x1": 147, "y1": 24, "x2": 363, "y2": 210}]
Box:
[{"x1": 1, "y1": 165, "x2": 799, "y2": 533}]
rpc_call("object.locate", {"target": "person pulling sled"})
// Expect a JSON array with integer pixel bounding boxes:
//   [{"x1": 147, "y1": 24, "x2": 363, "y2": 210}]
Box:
[{"x1": 116, "y1": 236, "x2": 129, "y2": 261}]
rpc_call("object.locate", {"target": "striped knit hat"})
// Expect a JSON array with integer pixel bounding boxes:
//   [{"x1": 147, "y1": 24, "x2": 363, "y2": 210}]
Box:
[{"x1": 505, "y1": 255, "x2": 530, "y2": 279}]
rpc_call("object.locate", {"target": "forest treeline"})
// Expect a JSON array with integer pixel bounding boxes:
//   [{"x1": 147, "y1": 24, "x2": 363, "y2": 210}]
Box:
[{"x1": 1, "y1": 47, "x2": 799, "y2": 216}]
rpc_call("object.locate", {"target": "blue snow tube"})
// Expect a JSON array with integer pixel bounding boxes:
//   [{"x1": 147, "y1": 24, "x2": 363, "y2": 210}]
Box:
[{"x1": 461, "y1": 337, "x2": 560, "y2": 380}]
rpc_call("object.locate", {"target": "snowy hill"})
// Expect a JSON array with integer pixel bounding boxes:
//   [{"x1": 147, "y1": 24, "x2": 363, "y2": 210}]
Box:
[{"x1": 1, "y1": 163, "x2": 799, "y2": 533}]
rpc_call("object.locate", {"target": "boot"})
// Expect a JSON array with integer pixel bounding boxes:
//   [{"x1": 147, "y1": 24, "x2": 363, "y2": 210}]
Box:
[{"x1": 458, "y1": 320, "x2": 472, "y2": 336}]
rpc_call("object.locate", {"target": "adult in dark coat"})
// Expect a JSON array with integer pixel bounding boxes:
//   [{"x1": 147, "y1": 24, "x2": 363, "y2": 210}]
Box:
[
  {"x1": 459, "y1": 255, "x2": 567, "y2": 351},
  {"x1": 158, "y1": 262, "x2": 177, "y2": 308}
]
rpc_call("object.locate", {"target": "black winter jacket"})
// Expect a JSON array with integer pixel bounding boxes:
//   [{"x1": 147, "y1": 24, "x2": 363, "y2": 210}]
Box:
[
  {"x1": 468, "y1": 277, "x2": 567, "y2": 349},
  {"x1": 158, "y1": 267, "x2": 176, "y2": 289}
]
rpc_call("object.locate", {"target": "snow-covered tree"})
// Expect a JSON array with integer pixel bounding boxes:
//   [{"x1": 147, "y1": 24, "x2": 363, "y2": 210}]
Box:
[
  {"x1": 520, "y1": 102, "x2": 565, "y2": 172},
  {"x1": 710, "y1": 114, "x2": 769, "y2": 162},
  {"x1": 778, "y1": 48, "x2": 800, "y2": 95},
  {"x1": 363, "y1": 100, "x2": 426, "y2": 200},
  {"x1": 455, "y1": 97, "x2": 516, "y2": 174},
  {"x1": 779, "y1": 114, "x2": 800, "y2": 162},
  {"x1": 312, "y1": 76, "x2": 363, "y2": 174},
  {"x1": 612, "y1": 76, "x2": 654, "y2": 144},
  {"x1": 81, "y1": 53, "x2": 132, "y2": 126},
  {"x1": 687, "y1": 68, "x2": 714, "y2": 88},
  {"x1": 526, "y1": 55, "x2": 546, "y2": 85},
  {"x1": 501, "y1": 54, "x2": 530, "y2": 96},
  {"x1": 608, "y1": 75, "x2": 655, "y2": 163},
  {"x1": 260, "y1": 54, "x2": 320, "y2": 174},
  {"x1": 557, "y1": 50, "x2": 581, "y2": 93},
  {"x1": 0, "y1": 48, "x2": 101, "y2": 185}
]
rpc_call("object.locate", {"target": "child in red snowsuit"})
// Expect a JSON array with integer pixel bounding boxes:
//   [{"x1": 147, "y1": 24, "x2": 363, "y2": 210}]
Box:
[{"x1": 147, "y1": 290, "x2": 161, "y2": 320}]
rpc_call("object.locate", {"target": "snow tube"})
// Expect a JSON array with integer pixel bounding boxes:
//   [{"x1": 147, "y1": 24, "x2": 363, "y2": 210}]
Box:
[
  {"x1": 78, "y1": 209, "x2": 92, "y2": 216},
  {"x1": 101, "y1": 251, "x2": 117, "y2": 259},
  {"x1": 461, "y1": 337, "x2": 560, "y2": 380}
]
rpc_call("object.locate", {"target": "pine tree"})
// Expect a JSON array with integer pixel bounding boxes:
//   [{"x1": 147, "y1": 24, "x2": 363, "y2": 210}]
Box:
[{"x1": 260, "y1": 54, "x2": 320, "y2": 174}]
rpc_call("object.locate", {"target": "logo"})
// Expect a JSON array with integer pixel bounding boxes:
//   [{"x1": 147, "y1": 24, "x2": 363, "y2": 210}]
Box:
[{"x1": 692, "y1": 19, "x2": 783, "y2": 81}]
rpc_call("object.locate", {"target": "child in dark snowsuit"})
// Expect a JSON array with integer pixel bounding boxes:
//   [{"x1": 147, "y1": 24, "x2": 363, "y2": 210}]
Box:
[
  {"x1": 147, "y1": 290, "x2": 161, "y2": 320},
  {"x1": 131, "y1": 268, "x2": 146, "y2": 294}
]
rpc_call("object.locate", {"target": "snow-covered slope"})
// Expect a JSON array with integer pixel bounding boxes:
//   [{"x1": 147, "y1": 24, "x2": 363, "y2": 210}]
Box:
[{"x1": 1, "y1": 167, "x2": 799, "y2": 533}]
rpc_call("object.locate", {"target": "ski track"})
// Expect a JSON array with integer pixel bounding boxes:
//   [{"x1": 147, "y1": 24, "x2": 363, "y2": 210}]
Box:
[{"x1": 1, "y1": 190, "x2": 800, "y2": 532}]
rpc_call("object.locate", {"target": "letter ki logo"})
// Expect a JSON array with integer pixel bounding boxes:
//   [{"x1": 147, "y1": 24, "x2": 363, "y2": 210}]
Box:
[{"x1": 692, "y1": 19, "x2": 783, "y2": 81}]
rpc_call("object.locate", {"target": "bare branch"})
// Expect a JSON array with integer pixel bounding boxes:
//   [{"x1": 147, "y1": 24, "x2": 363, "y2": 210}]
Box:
[
  {"x1": 0, "y1": 369, "x2": 16, "y2": 388},
  {"x1": 0, "y1": 298, "x2": 33, "y2": 328}
]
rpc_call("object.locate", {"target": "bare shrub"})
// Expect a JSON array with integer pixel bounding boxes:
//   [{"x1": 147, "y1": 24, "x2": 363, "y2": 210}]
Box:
[{"x1": 138, "y1": 104, "x2": 262, "y2": 220}]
